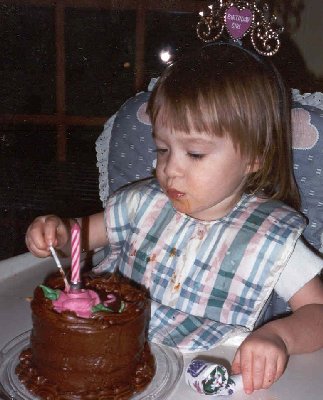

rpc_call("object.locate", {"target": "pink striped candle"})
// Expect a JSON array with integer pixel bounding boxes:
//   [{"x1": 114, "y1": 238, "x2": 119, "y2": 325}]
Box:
[{"x1": 71, "y1": 221, "x2": 81, "y2": 288}]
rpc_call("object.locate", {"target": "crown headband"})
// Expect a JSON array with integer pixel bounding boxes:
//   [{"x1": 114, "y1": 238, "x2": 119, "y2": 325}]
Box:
[{"x1": 197, "y1": 0, "x2": 283, "y2": 56}]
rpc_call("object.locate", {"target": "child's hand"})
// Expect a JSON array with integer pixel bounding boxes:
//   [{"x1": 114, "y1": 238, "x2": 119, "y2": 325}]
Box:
[
  {"x1": 25, "y1": 215, "x2": 70, "y2": 257},
  {"x1": 231, "y1": 327, "x2": 288, "y2": 394}
]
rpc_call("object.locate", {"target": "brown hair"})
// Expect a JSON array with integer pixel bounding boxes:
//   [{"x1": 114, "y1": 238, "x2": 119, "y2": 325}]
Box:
[{"x1": 147, "y1": 44, "x2": 300, "y2": 210}]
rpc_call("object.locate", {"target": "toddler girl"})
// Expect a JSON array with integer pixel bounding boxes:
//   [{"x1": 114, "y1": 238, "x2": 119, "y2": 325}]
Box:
[{"x1": 26, "y1": 43, "x2": 323, "y2": 395}]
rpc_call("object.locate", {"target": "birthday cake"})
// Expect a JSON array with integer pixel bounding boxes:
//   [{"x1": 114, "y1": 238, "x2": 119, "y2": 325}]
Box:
[{"x1": 15, "y1": 272, "x2": 155, "y2": 400}]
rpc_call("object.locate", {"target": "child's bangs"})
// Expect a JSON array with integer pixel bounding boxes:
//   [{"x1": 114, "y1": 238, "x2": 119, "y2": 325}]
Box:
[
  {"x1": 150, "y1": 85, "x2": 227, "y2": 137},
  {"x1": 152, "y1": 96, "x2": 194, "y2": 133}
]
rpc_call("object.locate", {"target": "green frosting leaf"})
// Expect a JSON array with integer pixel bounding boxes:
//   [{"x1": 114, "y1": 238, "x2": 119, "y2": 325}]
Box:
[
  {"x1": 119, "y1": 300, "x2": 125, "y2": 313},
  {"x1": 92, "y1": 303, "x2": 113, "y2": 313},
  {"x1": 40, "y1": 285, "x2": 60, "y2": 300},
  {"x1": 92, "y1": 300, "x2": 126, "y2": 314}
]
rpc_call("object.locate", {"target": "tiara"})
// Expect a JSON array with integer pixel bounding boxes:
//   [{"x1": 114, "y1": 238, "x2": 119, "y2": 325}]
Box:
[{"x1": 197, "y1": 0, "x2": 283, "y2": 56}]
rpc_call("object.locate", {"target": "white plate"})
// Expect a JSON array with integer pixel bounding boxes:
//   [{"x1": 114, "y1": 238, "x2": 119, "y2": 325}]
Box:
[{"x1": 0, "y1": 330, "x2": 183, "y2": 400}]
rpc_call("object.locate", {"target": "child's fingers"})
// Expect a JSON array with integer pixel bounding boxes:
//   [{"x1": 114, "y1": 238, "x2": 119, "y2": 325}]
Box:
[
  {"x1": 240, "y1": 352, "x2": 285, "y2": 392},
  {"x1": 43, "y1": 215, "x2": 62, "y2": 247},
  {"x1": 235, "y1": 347, "x2": 254, "y2": 394},
  {"x1": 261, "y1": 356, "x2": 279, "y2": 389},
  {"x1": 254, "y1": 354, "x2": 284, "y2": 391},
  {"x1": 231, "y1": 349, "x2": 241, "y2": 375},
  {"x1": 240, "y1": 349, "x2": 254, "y2": 394},
  {"x1": 251, "y1": 353, "x2": 266, "y2": 391},
  {"x1": 240, "y1": 350, "x2": 279, "y2": 392},
  {"x1": 26, "y1": 236, "x2": 51, "y2": 257},
  {"x1": 261, "y1": 344, "x2": 287, "y2": 389},
  {"x1": 25, "y1": 219, "x2": 48, "y2": 252},
  {"x1": 256, "y1": 353, "x2": 285, "y2": 390},
  {"x1": 232, "y1": 331, "x2": 289, "y2": 394},
  {"x1": 25, "y1": 215, "x2": 61, "y2": 256},
  {"x1": 274, "y1": 354, "x2": 288, "y2": 383}
]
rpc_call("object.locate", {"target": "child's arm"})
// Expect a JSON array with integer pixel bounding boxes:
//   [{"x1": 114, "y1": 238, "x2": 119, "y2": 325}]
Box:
[
  {"x1": 231, "y1": 275, "x2": 323, "y2": 394},
  {"x1": 25, "y1": 212, "x2": 107, "y2": 258},
  {"x1": 271, "y1": 276, "x2": 323, "y2": 353}
]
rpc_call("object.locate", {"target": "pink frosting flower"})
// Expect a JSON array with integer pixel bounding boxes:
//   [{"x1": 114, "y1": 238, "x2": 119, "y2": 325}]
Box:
[{"x1": 53, "y1": 289, "x2": 100, "y2": 318}]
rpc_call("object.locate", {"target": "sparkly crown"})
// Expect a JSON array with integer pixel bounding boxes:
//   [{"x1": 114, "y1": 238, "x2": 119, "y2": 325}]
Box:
[{"x1": 197, "y1": 0, "x2": 283, "y2": 56}]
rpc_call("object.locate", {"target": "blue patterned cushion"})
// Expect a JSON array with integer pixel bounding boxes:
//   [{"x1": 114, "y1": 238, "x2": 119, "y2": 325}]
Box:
[
  {"x1": 292, "y1": 102, "x2": 323, "y2": 252},
  {"x1": 100, "y1": 92, "x2": 323, "y2": 253},
  {"x1": 107, "y1": 91, "x2": 156, "y2": 194}
]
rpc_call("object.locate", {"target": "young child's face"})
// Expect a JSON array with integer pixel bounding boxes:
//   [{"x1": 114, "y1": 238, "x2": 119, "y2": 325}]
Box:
[{"x1": 153, "y1": 121, "x2": 252, "y2": 221}]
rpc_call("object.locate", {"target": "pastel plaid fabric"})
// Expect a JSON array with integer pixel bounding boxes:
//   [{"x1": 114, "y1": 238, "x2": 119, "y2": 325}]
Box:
[{"x1": 94, "y1": 179, "x2": 306, "y2": 351}]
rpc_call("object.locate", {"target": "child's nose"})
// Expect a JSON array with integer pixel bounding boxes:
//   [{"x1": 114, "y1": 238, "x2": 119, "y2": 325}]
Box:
[{"x1": 164, "y1": 153, "x2": 183, "y2": 177}]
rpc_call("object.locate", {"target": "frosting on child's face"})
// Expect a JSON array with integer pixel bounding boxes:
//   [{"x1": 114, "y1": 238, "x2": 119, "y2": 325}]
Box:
[{"x1": 153, "y1": 123, "x2": 252, "y2": 221}]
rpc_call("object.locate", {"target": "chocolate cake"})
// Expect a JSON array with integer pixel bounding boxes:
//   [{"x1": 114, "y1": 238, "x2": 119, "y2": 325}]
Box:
[{"x1": 16, "y1": 272, "x2": 155, "y2": 400}]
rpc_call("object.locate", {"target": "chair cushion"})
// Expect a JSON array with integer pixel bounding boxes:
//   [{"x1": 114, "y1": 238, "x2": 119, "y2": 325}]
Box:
[
  {"x1": 292, "y1": 101, "x2": 323, "y2": 252},
  {"x1": 107, "y1": 91, "x2": 155, "y2": 194}
]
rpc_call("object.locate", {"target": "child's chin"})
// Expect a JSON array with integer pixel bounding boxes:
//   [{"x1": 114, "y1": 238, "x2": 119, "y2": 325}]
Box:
[{"x1": 171, "y1": 200, "x2": 192, "y2": 216}]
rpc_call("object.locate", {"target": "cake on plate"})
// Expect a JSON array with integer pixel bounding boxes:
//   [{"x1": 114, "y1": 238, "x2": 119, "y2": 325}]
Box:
[{"x1": 15, "y1": 272, "x2": 155, "y2": 400}]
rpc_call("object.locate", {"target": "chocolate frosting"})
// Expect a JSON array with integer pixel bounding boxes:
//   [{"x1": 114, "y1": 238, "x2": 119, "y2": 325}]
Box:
[{"x1": 16, "y1": 272, "x2": 155, "y2": 399}]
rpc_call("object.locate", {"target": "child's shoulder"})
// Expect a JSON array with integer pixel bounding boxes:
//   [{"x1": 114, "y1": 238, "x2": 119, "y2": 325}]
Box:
[{"x1": 243, "y1": 194, "x2": 306, "y2": 229}]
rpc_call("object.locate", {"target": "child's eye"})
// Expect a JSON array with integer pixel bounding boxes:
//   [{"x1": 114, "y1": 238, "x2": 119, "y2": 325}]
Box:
[
  {"x1": 155, "y1": 148, "x2": 168, "y2": 155},
  {"x1": 188, "y1": 153, "x2": 204, "y2": 160}
]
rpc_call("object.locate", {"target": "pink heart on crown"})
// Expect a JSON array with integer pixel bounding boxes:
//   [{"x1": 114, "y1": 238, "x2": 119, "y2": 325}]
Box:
[{"x1": 225, "y1": 6, "x2": 253, "y2": 40}]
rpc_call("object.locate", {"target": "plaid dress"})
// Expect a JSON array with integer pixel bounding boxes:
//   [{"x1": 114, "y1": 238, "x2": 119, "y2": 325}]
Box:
[{"x1": 94, "y1": 179, "x2": 306, "y2": 351}]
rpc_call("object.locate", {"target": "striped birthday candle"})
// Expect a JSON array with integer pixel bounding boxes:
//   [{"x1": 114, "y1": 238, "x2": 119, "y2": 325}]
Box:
[{"x1": 71, "y1": 221, "x2": 81, "y2": 288}]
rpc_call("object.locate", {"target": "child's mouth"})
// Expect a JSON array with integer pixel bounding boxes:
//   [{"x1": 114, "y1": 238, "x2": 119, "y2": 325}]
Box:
[{"x1": 167, "y1": 188, "x2": 185, "y2": 200}]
